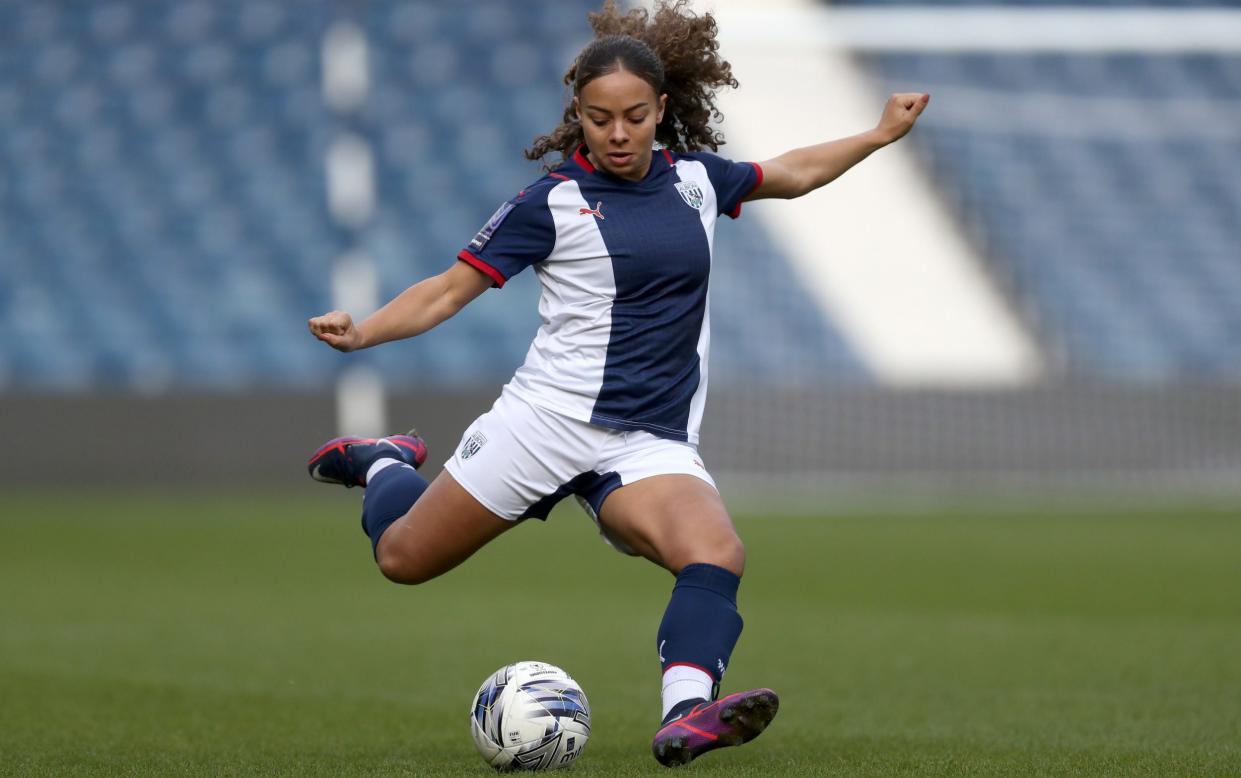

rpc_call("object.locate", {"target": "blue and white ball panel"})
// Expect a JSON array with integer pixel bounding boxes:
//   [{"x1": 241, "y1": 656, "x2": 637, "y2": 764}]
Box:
[{"x1": 457, "y1": 149, "x2": 761, "y2": 444}]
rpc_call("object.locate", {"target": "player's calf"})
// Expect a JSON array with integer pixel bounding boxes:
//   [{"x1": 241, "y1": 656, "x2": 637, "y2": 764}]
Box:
[{"x1": 372, "y1": 473, "x2": 516, "y2": 585}]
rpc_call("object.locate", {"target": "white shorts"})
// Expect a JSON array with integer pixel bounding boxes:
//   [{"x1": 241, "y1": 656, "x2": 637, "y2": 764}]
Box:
[{"x1": 444, "y1": 390, "x2": 717, "y2": 554}]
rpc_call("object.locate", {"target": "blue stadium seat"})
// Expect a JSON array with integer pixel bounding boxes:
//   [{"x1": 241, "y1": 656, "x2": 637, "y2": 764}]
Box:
[
  {"x1": 0, "y1": 0, "x2": 1056, "y2": 391},
  {"x1": 861, "y1": 51, "x2": 1241, "y2": 379}
]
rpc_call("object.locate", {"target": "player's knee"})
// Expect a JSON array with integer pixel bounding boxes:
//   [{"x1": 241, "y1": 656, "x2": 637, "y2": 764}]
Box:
[
  {"x1": 375, "y1": 544, "x2": 436, "y2": 586},
  {"x1": 715, "y1": 534, "x2": 746, "y2": 577},
  {"x1": 678, "y1": 533, "x2": 745, "y2": 578}
]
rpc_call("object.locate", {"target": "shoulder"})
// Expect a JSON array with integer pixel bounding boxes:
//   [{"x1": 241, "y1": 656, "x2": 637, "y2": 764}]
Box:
[
  {"x1": 667, "y1": 150, "x2": 754, "y2": 184},
  {"x1": 510, "y1": 171, "x2": 569, "y2": 209},
  {"x1": 667, "y1": 150, "x2": 759, "y2": 190},
  {"x1": 465, "y1": 173, "x2": 565, "y2": 256},
  {"x1": 667, "y1": 150, "x2": 762, "y2": 219},
  {"x1": 670, "y1": 150, "x2": 736, "y2": 168}
]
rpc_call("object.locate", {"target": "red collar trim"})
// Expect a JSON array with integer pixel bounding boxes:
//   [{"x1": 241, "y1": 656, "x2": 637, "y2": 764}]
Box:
[
  {"x1": 573, "y1": 145, "x2": 671, "y2": 177},
  {"x1": 573, "y1": 145, "x2": 596, "y2": 173}
]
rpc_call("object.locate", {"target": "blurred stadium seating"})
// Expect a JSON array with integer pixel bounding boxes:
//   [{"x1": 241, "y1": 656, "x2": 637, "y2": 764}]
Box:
[
  {"x1": 2, "y1": 0, "x2": 341, "y2": 389},
  {"x1": 0, "y1": 0, "x2": 861, "y2": 391},
  {"x1": 4, "y1": 0, "x2": 1235, "y2": 389},
  {"x1": 862, "y1": 51, "x2": 1241, "y2": 379},
  {"x1": 2, "y1": 0, "x2": 1238, "y2": 493}
]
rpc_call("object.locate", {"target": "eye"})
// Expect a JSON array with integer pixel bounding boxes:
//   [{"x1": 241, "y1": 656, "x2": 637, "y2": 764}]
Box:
[
  {"x1": 592, "y1": 119, "x2": 607, "y2": 128},
  {"x1": 629, "y1": 114, "x2": 648, "y2": 123}
]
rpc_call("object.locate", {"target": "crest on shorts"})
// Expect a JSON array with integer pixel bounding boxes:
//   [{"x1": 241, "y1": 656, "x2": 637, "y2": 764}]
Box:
[
  {"x1": 459, "y1": 431, "x2": 488, "y2": 460},
  {"x1": 675, "y1": 181, "x2": 704, "y2": 210}
]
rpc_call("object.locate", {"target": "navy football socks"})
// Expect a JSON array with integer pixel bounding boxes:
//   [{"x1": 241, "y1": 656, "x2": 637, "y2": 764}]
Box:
[
  {"x1": 359, "y1": 463, "x2": 428, "y2": 556},
  {"x1": 657, "y1": 563, "x2": 744, "y2": 694}
]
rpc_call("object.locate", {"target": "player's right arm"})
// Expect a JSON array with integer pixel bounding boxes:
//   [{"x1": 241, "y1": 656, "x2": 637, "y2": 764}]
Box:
[{"x1": 308, "y1": 261, "x2": 493, "y2": 352}]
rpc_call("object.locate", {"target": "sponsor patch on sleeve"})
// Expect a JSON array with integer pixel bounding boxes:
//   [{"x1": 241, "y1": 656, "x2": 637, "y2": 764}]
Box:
[{"x1": 468, "y1": 201, "x2": 515, "y2": 253}]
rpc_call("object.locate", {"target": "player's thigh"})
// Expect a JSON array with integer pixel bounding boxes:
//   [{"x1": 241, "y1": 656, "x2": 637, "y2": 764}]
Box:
[
  {"x1": 596, "y1": 474, "x2": 745, "y2": 576},
  {"x1": 377, "y1": 393, "x2": 601, "y2": 584},
  {"x1": 375, "y1": 470, "x2": 513, "y2": 584}
]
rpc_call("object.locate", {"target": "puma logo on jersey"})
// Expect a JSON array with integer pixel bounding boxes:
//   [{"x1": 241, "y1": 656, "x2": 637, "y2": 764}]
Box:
[{"x1": 578, "y1": 201, "x2": 605, "y2": 220}]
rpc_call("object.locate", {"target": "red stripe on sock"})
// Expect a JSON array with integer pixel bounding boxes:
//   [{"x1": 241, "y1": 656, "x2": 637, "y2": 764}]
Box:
[{"x1": 664, "y1": 661, "x2": 714, "y2": 678}]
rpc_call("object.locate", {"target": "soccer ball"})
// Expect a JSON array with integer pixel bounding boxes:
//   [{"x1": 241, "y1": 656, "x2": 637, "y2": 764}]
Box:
[{"x1": 469, "y1": 661, "x2": 591, "y2": 771}]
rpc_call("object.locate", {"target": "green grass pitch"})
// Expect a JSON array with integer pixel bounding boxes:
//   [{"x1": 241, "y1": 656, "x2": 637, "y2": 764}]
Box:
[{"x1": 2, "y1": 492, "x2": 1239, "y2": 776}]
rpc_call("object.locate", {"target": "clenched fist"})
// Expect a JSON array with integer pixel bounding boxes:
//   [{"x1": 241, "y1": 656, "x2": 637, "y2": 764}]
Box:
[
  {"x1": 308, "y1": 310, "x2": 364, "y2": 352},
  {"x1": 875, "y1": 92, "x2": 930, "y2": 146}
]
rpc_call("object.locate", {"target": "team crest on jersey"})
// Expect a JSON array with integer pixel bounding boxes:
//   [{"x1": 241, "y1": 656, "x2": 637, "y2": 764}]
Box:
[
  {"x1": 675, "y1": 181, "x2": 704, "y2": 210},
  {"x1": 468, "y1": 201, "x2": 515, "y2": 252},
  {"x1": 459, "y1": 431, "x2": 488, "y2": 460}
]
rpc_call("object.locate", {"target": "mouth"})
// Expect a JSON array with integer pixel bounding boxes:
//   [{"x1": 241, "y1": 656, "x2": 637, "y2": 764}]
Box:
[{"x1": 607, "y1": 152, "x2": 635, "y2": 166}]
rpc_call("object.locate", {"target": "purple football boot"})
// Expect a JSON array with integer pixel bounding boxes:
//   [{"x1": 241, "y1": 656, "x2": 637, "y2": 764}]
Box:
[
  {"x1": 306, "y1": 431, "x2": 427, "y2": 487},
  {"x1": 651, "y1": 688, "x2": 779, "y2": 767}
]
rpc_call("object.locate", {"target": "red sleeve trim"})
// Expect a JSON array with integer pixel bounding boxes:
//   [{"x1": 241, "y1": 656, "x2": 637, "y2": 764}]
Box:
[
  {"x1": 572, "y1": 145, "x2": 596, "y2": 173},
  {"x1": 457, "y1": 250, "x2": 506, "y2": 288},
  {"x1": 727, "y1": 162, "x2": 765, "y2": 219},
  {"x1": 549, "y1": 172, "x2": 570, "y2": 181}
]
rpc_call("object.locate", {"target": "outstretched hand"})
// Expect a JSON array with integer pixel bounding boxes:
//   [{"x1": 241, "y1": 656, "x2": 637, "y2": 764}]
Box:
[
  {"x1": 308, "y1": 310, "x2": 363, "y2": 352},
  {"x1": 875, "y1": 92, "x2": 930, "y2": 145}
]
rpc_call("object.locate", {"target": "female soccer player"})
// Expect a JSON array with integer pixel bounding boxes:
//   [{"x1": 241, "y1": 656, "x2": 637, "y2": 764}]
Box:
[{"x1": 307, "y1": 0, "x2": 926, "y2": 766}]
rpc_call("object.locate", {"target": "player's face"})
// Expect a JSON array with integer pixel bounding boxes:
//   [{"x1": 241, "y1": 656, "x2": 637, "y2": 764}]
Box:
[{"x1": 575, "y1": 67, "x2": 667, "y2": 182}]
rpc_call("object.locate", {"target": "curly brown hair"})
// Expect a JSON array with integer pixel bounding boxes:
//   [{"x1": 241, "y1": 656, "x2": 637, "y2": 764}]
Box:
[{"x1": 525, "y1": 0, "x2": 739, "y2": 168}]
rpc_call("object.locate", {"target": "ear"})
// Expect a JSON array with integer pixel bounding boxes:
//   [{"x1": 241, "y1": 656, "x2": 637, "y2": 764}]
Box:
[
  {"x1": 573, "y1": 95, "x2": 581, "y2": 122},
  {"x1": 656, "y1": 93, "x2": 668, "y2": 123}
]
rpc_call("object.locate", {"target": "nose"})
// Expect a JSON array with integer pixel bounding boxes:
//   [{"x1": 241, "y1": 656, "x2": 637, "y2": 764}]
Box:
[{"x1": 609, "y1": 121, "x2": 628, "y2": 146}]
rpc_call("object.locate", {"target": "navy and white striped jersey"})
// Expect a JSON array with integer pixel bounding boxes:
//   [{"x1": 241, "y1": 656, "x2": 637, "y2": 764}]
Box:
[{"x1": 458, "y1": 146, "x2": 762, "y2": 444}]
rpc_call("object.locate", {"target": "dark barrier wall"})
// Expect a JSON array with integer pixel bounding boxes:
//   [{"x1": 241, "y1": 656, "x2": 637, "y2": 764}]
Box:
[
  {"x1": 0, "y1": 390, "x2": 496, "y2": 488},
  {"x1": 3, "y1": 386, "x2": 1240, "y2": 491}
]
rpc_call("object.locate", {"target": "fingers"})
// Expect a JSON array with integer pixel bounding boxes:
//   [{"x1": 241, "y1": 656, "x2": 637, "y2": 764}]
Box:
[
  {"x1": 308, "y1": 310, "x2": 352, "y2": 336},
  {"x1": 308, "y1": 311, "x2": 357, "y2": 352},
  {"x1": 315, "y1": 330, "x2": 344, "y2": 347},
  {"x1": 311, "y1": 327, "x2": 354, "y2": 352},
  {"x1": 876, "y1": 92, "x2": 929, "y2": 145},
  {"x1": 892, "y1": 92, "x2": 930, "y2": 112}
]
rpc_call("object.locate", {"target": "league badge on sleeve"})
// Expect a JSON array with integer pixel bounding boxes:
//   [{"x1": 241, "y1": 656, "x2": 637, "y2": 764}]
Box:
[
  {"x1": 675, "y1": 181, "x2": 704, "y2": 210},
  {"x1": 468, "y1": 201, "x2": 516, "y2": 253}
]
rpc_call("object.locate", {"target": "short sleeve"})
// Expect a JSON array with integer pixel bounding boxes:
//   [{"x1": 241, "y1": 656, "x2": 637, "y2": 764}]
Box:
[
  {"x1": 683, "y1": 152, "x2": 764, "y2": 219},
  {"x1": 457, "y1": 185, "x2": 555, "y2": 288}
]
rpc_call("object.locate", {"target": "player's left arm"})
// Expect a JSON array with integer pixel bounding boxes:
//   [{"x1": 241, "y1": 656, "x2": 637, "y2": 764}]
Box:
[{"x1": 748, "y1": 92, "x2": 929, "y2": 201}]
